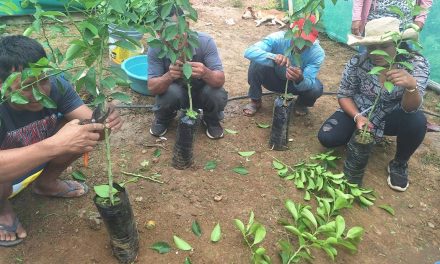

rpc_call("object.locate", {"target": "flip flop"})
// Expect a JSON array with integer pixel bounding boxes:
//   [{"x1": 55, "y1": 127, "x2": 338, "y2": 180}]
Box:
[
  {"x1": 427, "y1": 122, "x2": 440, "y2": 132},
  {"x1": 0, "y1": 216, "x2": 24, "y2": 247},
  {"x1": 34, "y1": 180, "x2": 89, "y2": 198},
  {"x1": 243, "y1": 102, "x2": 261, "y2": 117}
]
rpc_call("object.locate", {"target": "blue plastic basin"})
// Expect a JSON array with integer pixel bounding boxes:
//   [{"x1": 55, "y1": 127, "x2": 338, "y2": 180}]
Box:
[{"x1": 121, "y1": 55, "x2": 150, "y2": 96}]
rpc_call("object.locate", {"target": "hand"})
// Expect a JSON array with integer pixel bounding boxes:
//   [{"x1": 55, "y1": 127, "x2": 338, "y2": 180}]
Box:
[
  {"x1": 414, "y1": 21, "x2": 424, "y2": 31},
  {"x1": 286, "y1": 66, "x2": 304, "y2": 83},
  {"x1": 189, "y1": 62, "x2": 207, "y2": 79},
  {"x1": 351, "y1": 20, "x2": 362, "y2": 36},
  {"x1": 104, "y1": 104, "x2": 123, "y2": 132},
  {"x1": 355, "y1": 115, "x2": 373, "y2": 131},
  {"x1": 50, "y1": 119, "x2": 104, "y2": 154},
  {"x1": 385, "y1": 69, "x2": 417, "y2": 90},
  {"x1": 273, "y1": 54, "x2": 291, "y2": 67},
  {"x1": 168, "y1": 60, "x2": 183, "y2": 80}
]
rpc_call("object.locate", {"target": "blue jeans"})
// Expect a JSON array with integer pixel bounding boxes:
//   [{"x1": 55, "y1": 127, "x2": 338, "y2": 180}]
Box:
[{"x1": 247, "y1": 61, "x2": 323, "y2": 107}]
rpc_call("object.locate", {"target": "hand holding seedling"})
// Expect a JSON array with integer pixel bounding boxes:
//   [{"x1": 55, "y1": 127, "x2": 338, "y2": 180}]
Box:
[
  {"x1": 51, "y1": 119, "x2": 104, "y2": 154},
  {"x1": 168, "y1": 60, "x2": 184, "y2": 80},
  {"x1": 188, "y1": 61, "x2": 207, "y2": 79},
  {"x1": 104, "y1": 104, "x2": 123, "y2": 132},
  {"x1": 273, "y1": 54, "x2": 291, "y2": 67},
  {"x1": 385, "y1": 69, "x2": 417, "y2": 91},
  {"x1": 355, "y1": 115, "x2": 373, "y2": 131},
  {"x1": 286, "y1": 66, "x2": 304, "y2": 83},
  {"x1": 351, "y1": 20, "x2": 363, "y2": 36}
]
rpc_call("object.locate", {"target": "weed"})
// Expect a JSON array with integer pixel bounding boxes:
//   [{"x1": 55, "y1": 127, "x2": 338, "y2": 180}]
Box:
[{"x1": 231, "y1": 0, "x2": 243, "y2": 8}]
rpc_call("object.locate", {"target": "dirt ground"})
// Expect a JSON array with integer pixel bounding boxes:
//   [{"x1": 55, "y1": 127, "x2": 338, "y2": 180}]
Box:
[{"x1": 2, "y1": 0, "x2": 440, "y2": 263}]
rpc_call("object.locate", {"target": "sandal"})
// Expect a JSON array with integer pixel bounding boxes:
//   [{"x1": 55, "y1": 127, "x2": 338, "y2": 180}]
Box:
[
  {"x1": 0, "y1": 216, "x2": 24, "y2": 247},
  {"x1": 243, "y1": 100, "x2": 262, "y2": 117},
  {"x1": 33, "y1": 180, "x2": 89, "y2": 198},
  {"x1": 293, "y1": 104, "x2": 309, "y2": 116}
]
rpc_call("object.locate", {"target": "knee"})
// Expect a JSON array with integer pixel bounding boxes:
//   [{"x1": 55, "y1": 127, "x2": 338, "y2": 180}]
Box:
[
  {"x1": 401, "y1": 111, "x2": 427, "y2": 134},
  {"x1": 201, "y1": 86, "x2": 228, "y2": 108},
  {"x1": 317, "y1": 118, "x2": 343, "y2": 148},
  {"x1": 156, "y1": 84, "x2": 184, "y2": 108},
  {"x1": 307, "y1": 79, "x2": 324, "y2": 98}
]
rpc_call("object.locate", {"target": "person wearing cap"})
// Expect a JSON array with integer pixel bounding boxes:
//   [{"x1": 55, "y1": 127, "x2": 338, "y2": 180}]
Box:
[
  {"x1": 242, "y1": 15, "x2": 324, "y2": 116},
  {"x1": 351, "y1": 0, "x2": 432, "y2": 36},
  {"x1": 318, "y1": 17, "x2": 430, "y2": 192}
]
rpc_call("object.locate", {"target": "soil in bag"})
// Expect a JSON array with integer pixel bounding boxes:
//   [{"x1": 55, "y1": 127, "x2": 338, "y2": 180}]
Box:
[
  {"x1": 269, "y1": 97, "x2": 293, "y2": 150},
  {"x1": 172, "y1": 111, "x2": 199, "y2": 170},
  {"x1": 94, "y1": 184, "x2": 139, "y2": 264},
  {"x1": 343, "y1": 130, "x2": 374, "y2": 186}
]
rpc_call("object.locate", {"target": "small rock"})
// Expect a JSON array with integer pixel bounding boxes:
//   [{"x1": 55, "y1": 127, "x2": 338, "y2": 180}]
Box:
[
  {"x1": 225, "y1": 18, "x2": 235, "y2": 25},
  {"x1": 408, "y1": 204, "x2": 414, "y2": 209},
  {"x1": 288, "y1": 138, "x2": 293, "y2": 142},
  {"x1": 88, "y1": 213, "x2": 102, "y2": 230},
  {"x1": 428, "y1": 222, "x2": 435, "y2": 229},
  {"x1": 145, "y1": 220, "x2": 156, "y2": 230},
  {"x1": 135, "y1": 196, "x2": 143, "y2": 202},
  {"x1": 152, "y1": 157, "x2": 160, "y2": 163},
  {"x1": 214, "y1": 194, "x2": 223, "y2": 202},
  {"x1": 66, "y1": 166, "x2": 73, "y2": 174},
  {"x1": 78, "y1": 209, "x2": 87, "y2": 218},
  {"x1": 141, "y1": 149, "x2": 147, "y2": 154}
]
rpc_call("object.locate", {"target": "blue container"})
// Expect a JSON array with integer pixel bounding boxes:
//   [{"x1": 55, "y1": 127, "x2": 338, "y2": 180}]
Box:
[{"x1": 121, "y1": 55, "x2": 150, "y2": 96}]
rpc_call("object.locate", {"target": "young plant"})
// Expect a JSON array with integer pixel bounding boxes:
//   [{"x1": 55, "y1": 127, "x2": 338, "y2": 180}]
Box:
[
  {"x1": 146, "y1": 0, "x2": 199, "y2": 119},
  {"x1": 360, "y1": 4, "x2": 425, "y2": 142},
  {"x1": 272, "y1": 151, "x2": 376, "y2": 207},
  {"x1": 234, "y1": 211, "x2": 272, "y2": 264},
  {"x1": 279, "y1": 199, "x2": 364, "y2": 263}
]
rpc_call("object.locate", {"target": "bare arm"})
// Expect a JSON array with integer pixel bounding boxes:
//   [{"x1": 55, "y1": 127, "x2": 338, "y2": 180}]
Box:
[
  {"x1": 0, "y1": 121, "x2": 104, "y2": 183},
  {"x1": 385, "y1": 69, "x2": 422, "y2": 112},
  {"x1": 339, "y1": 97, "x2": 372, "y2": 130}
]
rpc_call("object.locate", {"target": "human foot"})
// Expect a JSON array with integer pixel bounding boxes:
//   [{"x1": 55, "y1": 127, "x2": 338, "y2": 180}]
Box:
[
  {"x1": 243, "y1": 100, "x2": 262, "y2": 117},
  {"x1": 0, "y1": 201, "x2": 27, "y2": 247},
  {"x1": 33, "y1": 180, "x2": 89, "y2": 198}
]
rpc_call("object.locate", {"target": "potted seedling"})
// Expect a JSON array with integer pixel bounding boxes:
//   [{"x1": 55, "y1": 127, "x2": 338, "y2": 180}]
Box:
[
  {"x1": 147, "y1": 0, "x2": 200, "y2": 169},
  {"x1": 343, "y1": 5, "x2": 423, "y2": 185},
  {"x1": 269, "y1": 0, "x2": 324, "y2": 150},
  {"x1": 20, "y1": 0, "x2": 150, "y2": 261}
]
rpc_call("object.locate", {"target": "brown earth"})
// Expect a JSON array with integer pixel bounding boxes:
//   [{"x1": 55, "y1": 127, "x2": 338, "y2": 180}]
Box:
[{"x1": 1, "y1": 1, "x2": 440, "y2": 264}]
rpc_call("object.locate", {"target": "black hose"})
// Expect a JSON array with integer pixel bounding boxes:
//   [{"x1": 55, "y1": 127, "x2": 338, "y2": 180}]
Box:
[{"x1": 114, "y1": 92, "x2": 440, "y2": 118}]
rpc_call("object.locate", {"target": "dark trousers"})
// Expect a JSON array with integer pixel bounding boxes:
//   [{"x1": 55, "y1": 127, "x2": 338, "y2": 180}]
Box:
[
  {"x1": 153, "y1": 81, "x2": 228, "y2": 122},
  {"x1": 247, "y1": 61, "x2": 323, "y2": 106},
  {"x1": 317, "y1": 109, "x2": 427, "y2": 162}
]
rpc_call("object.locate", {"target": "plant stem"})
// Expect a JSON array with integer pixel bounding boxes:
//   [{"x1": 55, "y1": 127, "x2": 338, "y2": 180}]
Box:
[
  {"x1": 104, "y1": 128, "x2": 114, "y2": 205},
  {"x1": 360, "y1": 90, "x2": 382, "y2": 142},
  {"x1": 287, "y1": 245, "x2": 305, "y2": 264},
  {"x1": 121, "y1": 171, "x2": 164, "y2": 184},
  {"x1": 283, "y1": 79, "x2": 289, "y2": 105},
  {"x1": 188, "y1": 81, "x2": 194, "y2": 113}
]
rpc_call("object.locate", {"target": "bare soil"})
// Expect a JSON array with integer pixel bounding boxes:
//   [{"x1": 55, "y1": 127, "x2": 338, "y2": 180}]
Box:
[{"x1": 1, "y1": 1, "x2": 440, "y2": 263}]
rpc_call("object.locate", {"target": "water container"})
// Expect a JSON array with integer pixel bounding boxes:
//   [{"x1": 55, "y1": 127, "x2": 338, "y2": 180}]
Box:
[{"x1": 108, "y1": 24, "x2": 144, "y2": 65}]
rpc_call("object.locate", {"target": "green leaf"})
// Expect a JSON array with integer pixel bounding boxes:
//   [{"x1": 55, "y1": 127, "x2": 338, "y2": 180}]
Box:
[
  {"x1": 72, "y1": 170, "x2": 86, "y2": 182},
  {"x1": 284, "y1": 225, "x2": 301, "y2": 236},
  {"x1": 285, "y1": 199, "x2": 298, "y2": 221},
  {"x1": 272, "y1": 160, "x2": 284, "y2": 170},
  {"x1": 150, "y1": 241, "x2": 171, "y2": 254},
  {"x1": 160, "y1": 3, "x2": 173, "y2": 18},
  {"x1": 384, "y1": 81, "x2": 394, "y2": 92},
  {"x1": 204, "y1": 160, "x2": 217, "y2": 171},
  {"x1": 378, "y1": 204, "x2": 395, "y2": 216},
  {"x1": 388, "y1": 5, "x2": 404, "y2": 18},
  {"x1": 94, "y1": 185, "x2": 118, "y2": 198},
  {"x1": 257, "y1": 122, "x2": 270, "y2": 128},
  {"x1": 1, "y1": 72, "x2": 20, "y2": 99},
  {"x1": 398, "y1": 61, "x2": 414, "y2": 71},
  {"x1": 301, "y1": 208, "x2": 317, "y2": 229},
  {"x1": 191, "y1": 220, "x2": 202, "y2": 237},
  {"x1": 78, "y1": 21, "x2": 98, "y2": 36},
  {"x1": 255, "y1": 247, "x2": 266, "y2": 256},
  {"x1": 396, "y1": 48, "x2": 410, "y2": 55},
  {"x1": 238, "y1": 151, "x2": 255, "y2": 157},
  {"x1": 110, "y1": 92, "x2": 131, "y2": 103},
  {"x1": 247, "y1": 211, "x2": 255, "y2": 231},
  {"x1": 183, "y1": 63, "x2": 192, "y2": 80},
  {"x1": 334, "y1": 196, "x2": 349, "y2": 211},
  {"x1": 233, "y1": 219, "x2": 245, "y2": 235},
  {"x1": 335, "y1": 215, "x2": 346, "y2": 237},
  {"x1": 304, "y1": 190, "x2": 311, "y2": 201},
  {"x1": 233, "y1": 166, "x2": 248, "y2": 175},
  {"x1": 224, "y1": 128, "x2": 238, "y2": 134},
  {"x1": 369, "y1": 50, "x2": 389, "y2": 57},
  {"x1": 253, "y1": 225, "x2": 266, "y2": 245},
  {"x1": 109, "y1": 0, "x2": 125, "y2": 13},
  {"x1": 65, "y1": 44, "x2": 84, "y2": 61},
  {"x1": 32, "y1": 88, "x2": 57, "y2": 108},
  {"x1": 346, "y1": 226, "x2": 364, "y2": 239},
  {"x1": 153, "y1": 149, "x2": 161, "y2": 158},
  {"x1": 184, "y1": 257, "x2": 192, "y2": 264},
  {"x1": 368, "y1": 66, "x2": 386, "y2": 75},
  {"x1": 10, "y1": 91, "x2": 29, "y2": 105},
  {"x1": 210, "y1": 223, "x2": 221, "y2": 242},
  {"x1": 359, "y1": 195, "x2": 374, "y2": 207},
  {"x1": 173, "y1": 235, "x2": 192, "y2": 251}
]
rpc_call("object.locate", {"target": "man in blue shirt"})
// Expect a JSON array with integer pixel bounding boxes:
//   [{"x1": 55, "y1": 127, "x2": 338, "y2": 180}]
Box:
[{"x1": 243, "y1": 16, "x2": 325, "y2": 116}]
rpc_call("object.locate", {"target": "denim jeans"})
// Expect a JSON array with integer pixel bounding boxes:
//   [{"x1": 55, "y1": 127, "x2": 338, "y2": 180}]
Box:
[
  {"x1": 153, "y1": 81, "x2": 228, "y2": 122},
  {"x1": 247, "y1": 61, "x2": 323, "y2": 107}
]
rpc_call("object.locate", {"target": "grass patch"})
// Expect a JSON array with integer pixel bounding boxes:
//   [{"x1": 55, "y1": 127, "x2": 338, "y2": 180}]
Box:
[
  {"x1": 231, "y1": 0, "x2": 243, "y2": 8},
  {"x1": 421, "y1": 152, "x2": 440, "y2": 168}
]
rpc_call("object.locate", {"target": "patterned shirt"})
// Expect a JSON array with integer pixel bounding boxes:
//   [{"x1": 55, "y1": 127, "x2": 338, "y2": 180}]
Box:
[
  {"x1": 337, "y1": 53, "x2": 430, "y2": 138},
  {"x1": 367, "y1": 0, "x2": 413, "y2": 29}
]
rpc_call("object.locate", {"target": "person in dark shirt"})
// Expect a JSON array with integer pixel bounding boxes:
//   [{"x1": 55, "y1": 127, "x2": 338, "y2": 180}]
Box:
[{"x1": 0, "y1": 35, "x2": 123, "y2": 246}]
